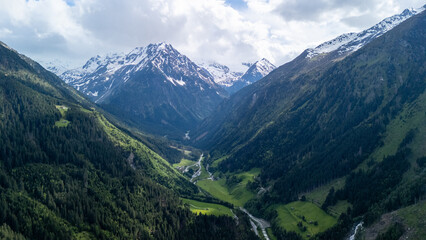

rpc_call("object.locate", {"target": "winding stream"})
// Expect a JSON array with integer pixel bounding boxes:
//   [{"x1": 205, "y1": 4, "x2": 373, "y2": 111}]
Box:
[
  {"x1": 189, "y1": 153, "x2": 271, "y2": 239},
  {"x1": 240, "y1": 208, "x2": 271, "y2": 240},
  {"x1": 348, "y1": 222, "x2": 363, "y2": 240},
  {"x1": 190, "y1": 153, "x2": 203, "y2": 183}
]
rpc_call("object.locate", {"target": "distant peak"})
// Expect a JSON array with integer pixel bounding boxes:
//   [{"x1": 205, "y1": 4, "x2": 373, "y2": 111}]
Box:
[
  {"x1": 404, "y1": 5, "x2": 425, "y2": 15},
  {"x1": 241, "y1": 58, "x2": 276, "y2": 81},
  {"x1": 252, "y1": 58, "x2": 276, "y2": 70},
  {"x1": 306, "y1": 6, "x2": 425, "y2": 59},
  {"x1": 147, "y1": 42, "x2": 173, "y2": 51},
  {"x1": 255, "y1": 58, "x2": 273, "y2": 65}
]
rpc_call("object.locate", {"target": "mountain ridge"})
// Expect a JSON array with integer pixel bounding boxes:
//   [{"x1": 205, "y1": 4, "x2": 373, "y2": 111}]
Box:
[
  {"x1": 189, "y1": 9, "x2": 426, "y2": 239},
  {"x1": 193, "y1": 6, "x2": 426, "y2": 148},
  {"x1": 0, "y1": 40, "x2": 259, "y2": 240},
  {"x1": 306, "y1": 5, "x2": 425, "y2": 59},
  {"x1": 60, "y1": 43, "x2": 228, "y2": 138},
  {"x1": 199, "y1": 58, "x2": 276, "y2": 94},
  {"x1": 62, "y1": 43, "x2": 225, "y2": 102},
  {"x1": 226, "y1": 58, "x2": 276, "y2": 94}
]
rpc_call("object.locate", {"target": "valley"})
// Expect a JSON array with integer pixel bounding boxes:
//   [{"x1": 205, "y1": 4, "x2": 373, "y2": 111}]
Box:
[
  {"x1": 174, "y1": 7, "x2": 426, "y2": 240},
  {"x1": 174, "y1": 154, "x2": 274, "y2": 239},
  {"x1": 173, "y1": 152, "x2": 342, "y2": 240},
  {"x1": 0, "y1": 2, "x2": 425, "y2": 240}
]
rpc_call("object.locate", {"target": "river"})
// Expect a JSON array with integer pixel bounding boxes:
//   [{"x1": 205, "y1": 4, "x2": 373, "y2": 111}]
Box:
[
  {"x1": 190, "y1": 154, "x2": 271, "y2": 239},
  {"x1": 190, "y1": 153, "x2": 203, "y2": 183},
  {"x1": 347, "y1": 222, "x2": 363, "y2": 240},
  {"x1": 240, "y1": 208, "x2": 271, "y2": 240}
]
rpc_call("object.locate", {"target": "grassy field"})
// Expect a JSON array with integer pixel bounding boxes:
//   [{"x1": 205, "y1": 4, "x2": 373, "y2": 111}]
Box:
[
  {"x1": 327, "y1": 200, "x2": 352, "y2": 218},
  {"x1": 181, "y1": 198, "x2": 233, "y2": 217},
  {"x1": 172, "y1": 159, "x2": 196, "y2": 168},
  {"x1": 54, "y1": 105, "x2": 70, "y2": 127},
  {"x1": 196, "y1": 168, "x2": 260, "y2": 207},
  {"x1": 197, "y1": 164, "x2": 210, "y2": 180},
  {"x1": 358, "y1": 92, "x2": 426, "y2": 171},
  {"x1": 302, "y1": 178, "x2": 346, "y2": 206},
  {"x1": 272, "y1": 201, "x2": 337, "y2": 239},
  {"x1": 300, "y1": 177, "x2": 351, "y2": 217},
  {"x1": 94, "y1": 113, "x2": 191, "y2": 193},
  {"x1": 210, "y1": 156, "x2": 228, "y2": 168}
]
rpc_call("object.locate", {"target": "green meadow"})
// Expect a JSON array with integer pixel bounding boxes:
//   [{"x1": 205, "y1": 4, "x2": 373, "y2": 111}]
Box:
[
  {"x1": 196, "y1": 168, "x2": 260, "y2": 207},
  {"x1": 272, "y1": 201, "x2": 337, "y2": 239},
  {"x1": 181, "y1": 198, "x2": 233, "y2": 217}
]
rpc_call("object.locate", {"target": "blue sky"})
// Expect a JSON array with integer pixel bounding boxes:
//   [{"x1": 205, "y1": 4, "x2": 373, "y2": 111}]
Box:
[
  {"x1": 64, "y1": 0, "x2": 74, "y2": 6},
  {"x1": 226, "y1": 0, "x2": 247, "y2": 10},
  {"x1": 1, "y1": 0, "x2": 424, "y2": 71}
]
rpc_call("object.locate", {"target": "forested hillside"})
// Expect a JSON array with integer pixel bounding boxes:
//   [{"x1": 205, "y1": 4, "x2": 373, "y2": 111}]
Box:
[
  {"x1": 0, "y1": 42, "x2": 256, "y2": 240},
  {"x1": 193, "y1": 10, "x2": 426, "y2": 239}
]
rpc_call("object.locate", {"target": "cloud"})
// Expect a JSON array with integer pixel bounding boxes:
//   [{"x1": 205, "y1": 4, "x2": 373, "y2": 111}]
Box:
[
  {"x1": 0, "y1": 0, "x2": 424, "y2": 71},
  {"x1": 0, "y1": 0, "x2": 95, "y2": 64},
  {"x1": 274, "y1": 0, "x2": 383, "y2": 21}
]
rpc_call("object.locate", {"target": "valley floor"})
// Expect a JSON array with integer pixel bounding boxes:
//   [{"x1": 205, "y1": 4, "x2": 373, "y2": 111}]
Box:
[
  {"x1": 174, "y1": 154, "x2": 345, "y2": 240},
  {"x1": 174, "y1": 156, "x2": 274, "y2": 240}
]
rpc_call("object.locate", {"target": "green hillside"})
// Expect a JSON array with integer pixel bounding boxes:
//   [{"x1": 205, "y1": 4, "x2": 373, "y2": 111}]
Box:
[
  {"x1": 0, "y1": 42, "x2": 256, "y2": 240},
  {"x1": 193, "y1": 11, "x2": 426, "y2": 240}
]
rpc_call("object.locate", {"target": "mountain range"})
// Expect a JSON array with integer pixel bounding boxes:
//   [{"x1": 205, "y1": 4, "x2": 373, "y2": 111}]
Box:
[
  {"x1": 199, "y1": 58, "x2": 276, "y2": 94},
  {"x1": 61, "y1": 43, "x2": 228, "y2": 137},
  {"x1": 194, "y1": 5, "x2": 426, "y2": 147},
  {"x1": 1, "y1": 4, "x2": 425, "y2": 240},
  {"x1": 191, "y1": 6, "x2": 426, "y2": 239},
  {"x1": 0, "y1": 40, "x2": 258, "y2": 239},
  {"x1": 57, "y1": 43, "x2": 275, "y2": 138}
]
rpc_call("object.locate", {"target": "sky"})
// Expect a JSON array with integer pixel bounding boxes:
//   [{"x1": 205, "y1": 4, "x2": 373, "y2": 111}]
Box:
[{"x1": 0, "y1": 0, "x2": 424, "y2": 71}]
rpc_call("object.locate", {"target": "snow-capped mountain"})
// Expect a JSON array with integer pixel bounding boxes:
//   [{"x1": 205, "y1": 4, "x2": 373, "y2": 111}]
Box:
[
  {"x1": 39, "y1": 59, "x2": 72, "y2": 75},
  {"x1": 240, "y1": 58, "x2": 276, "y2": 84},
  {"x1": 225, "y1": 58, "x2": 276, "y2": 94},
  {"x1": 307, "y1": 6, "x2": 425, "y2": 58},
  {"x1": 199, "y1": 62, "x2": 243, "y2": 88},
  {"x1": 62, "y1": 43, "x2": 224, "y2": 102},
  {"x1": 200, "y1": 59, "x2": 275, "y2": 94},
  {"x1": 60, "y1": 43, "x2": 227, "y2": 138}
]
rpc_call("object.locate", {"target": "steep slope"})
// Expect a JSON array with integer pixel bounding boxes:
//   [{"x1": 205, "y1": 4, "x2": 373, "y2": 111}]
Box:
[
  {"x1": 306, "y1": 5, "x2": 425, "y2": 58},
  {"x1": 199, "y1": 62, "x2": 244, "y2": 88},
  {"x1": 226, "y1": 58, "x2": 276, "y2": 94},
  {"x1": 194, "y1": 6, "x2": 425, "y2": 151},
  {"x1": 193, "y1": 9, "x2": 426, "y2": 238},
  {"x1": 200, "y1": 59, "x2": 276, "y2": 94},
  {"x1": 61, "y1": 43, "x2": 228, "y2": 138},
  {"x1": 38, "y1": 59, "x2": 71, "y2": 75},
  {"x1": 0, "y1": 42, "x2": 257, "y2": 239}
]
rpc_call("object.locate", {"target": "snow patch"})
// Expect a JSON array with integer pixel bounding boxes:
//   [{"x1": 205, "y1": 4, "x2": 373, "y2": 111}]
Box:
[
  {"x1": 175, "y1": 77, "x2": 186, "y2": 86},
  {"x1": 307, "y1": 6, "x2": 425, "y2": 59}
]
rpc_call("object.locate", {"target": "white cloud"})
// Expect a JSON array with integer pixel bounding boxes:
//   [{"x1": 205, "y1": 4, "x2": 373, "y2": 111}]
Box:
[{"x1": 0, "y1": 0, "x2": 424, "y2": 71}]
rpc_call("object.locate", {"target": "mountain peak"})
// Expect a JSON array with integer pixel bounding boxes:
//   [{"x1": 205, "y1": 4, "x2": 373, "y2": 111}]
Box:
[
  {"x1": 306, "y1": 6, "x2": 425, "y2": 59},
  {"x1": 244, "y1": 58, "x2": 276, "y2": 80},
  {"x1": 199, "y1": 58, "x2": 276, "y2": 94},
  {"x1": 61, "y1": 42, "x2": 225, "y2": 102},
  {"x1": 253, "y1": 58, "x2": 275, "y2": 71},
  {"x1": 198, "y1": 62, "x2": 243, "y2": 87},
  {"x1": 59, "y1": 42, "x2": 227, "y2": 136},
  {"x1": 146, "y1": 42, "x2": 174, "y2": 53}
]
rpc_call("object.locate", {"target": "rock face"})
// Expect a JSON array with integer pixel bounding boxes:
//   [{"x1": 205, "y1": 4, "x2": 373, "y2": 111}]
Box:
[
  {"x1": 61, "y1": 43, "x2": 227, "y2": 137},
  {"x1": 200, "y1": 59, "x2": 276, "y2": 94},
  {"x1": 199, "y1": 62, "x2": 243, "y2": 89},
  {"x1": 226, "y1": 58, "x2": 276, "y2": 94}
]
